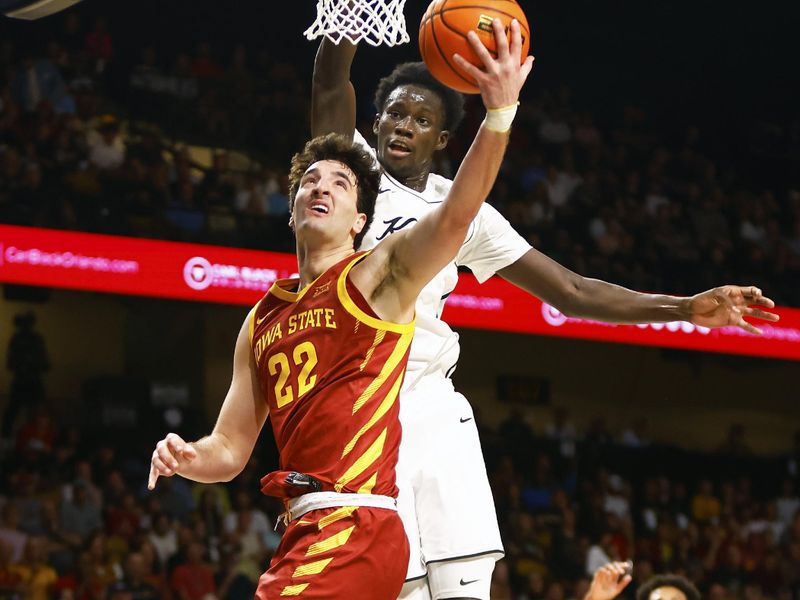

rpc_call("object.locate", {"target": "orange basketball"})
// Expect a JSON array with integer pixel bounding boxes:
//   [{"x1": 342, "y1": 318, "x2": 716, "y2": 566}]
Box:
[{"x1": 419, "y1": 0, "x2": 531, "y2": 94}]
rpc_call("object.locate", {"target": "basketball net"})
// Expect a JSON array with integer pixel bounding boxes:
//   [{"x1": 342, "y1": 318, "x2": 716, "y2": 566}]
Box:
[{"x1": 304, "y1": 0, "x2": 410, "y2": 47}]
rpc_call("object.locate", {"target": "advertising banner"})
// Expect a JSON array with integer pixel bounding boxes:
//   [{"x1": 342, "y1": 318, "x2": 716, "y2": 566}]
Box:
[{"x1": 2, "y1": 225, "x2": 798, "y2": 361}]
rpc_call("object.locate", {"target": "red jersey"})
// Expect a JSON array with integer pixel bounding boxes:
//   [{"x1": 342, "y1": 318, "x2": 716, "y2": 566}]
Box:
[{"x1": 250, "y1": 252, "x2": 414, "y2": 500}]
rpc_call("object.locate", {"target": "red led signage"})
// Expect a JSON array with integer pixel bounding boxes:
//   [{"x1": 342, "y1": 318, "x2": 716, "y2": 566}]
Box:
[{"x1": 2, "y1": 225, "x2": 798, "y2": 361}]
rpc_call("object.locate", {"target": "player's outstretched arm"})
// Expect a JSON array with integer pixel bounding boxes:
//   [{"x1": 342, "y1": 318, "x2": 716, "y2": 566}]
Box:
[
  {"x1": 584, "y1": 561, "x2": 633, "y2": 600},
  {"x1": 311, "y1": 39, "x2": 358, "y2": 138},
  {"x1": 148, "y1": 315, "x2": 267, "y2": 489},
  {"x1": 353, "y1": 20, "x2": 534, "y2": 321},
  {"x1": 498, "y1": 248, "x2": 779, "y2": 334}
]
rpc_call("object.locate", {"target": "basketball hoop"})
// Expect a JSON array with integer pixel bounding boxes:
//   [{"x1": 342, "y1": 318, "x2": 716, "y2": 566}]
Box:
[
  {"x1": 304, "y1": 0, "x2": 410, "y2": 47},
  {"x1": 3, "y1": 0, "x2": 83, "y2": 20}
]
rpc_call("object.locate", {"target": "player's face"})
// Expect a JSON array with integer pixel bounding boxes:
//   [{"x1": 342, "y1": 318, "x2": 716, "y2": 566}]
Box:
[
  {"x1": 373, "y1": 84, "x2": 449, "y2": 183},
  {"x1": 292, "y1": 160, "x2": 366, "y2": 247},
  {"x1": 649, "y1": 587, "x2": 688, "y2": 600}
]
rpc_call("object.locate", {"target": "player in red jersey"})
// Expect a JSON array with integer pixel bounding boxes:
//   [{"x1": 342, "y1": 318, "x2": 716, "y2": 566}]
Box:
[{"x1": 147, "y1": 21, "x2": 534, "y2": 600}]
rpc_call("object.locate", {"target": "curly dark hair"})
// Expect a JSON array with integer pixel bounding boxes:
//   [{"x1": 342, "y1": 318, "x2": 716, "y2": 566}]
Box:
[
  {"x1": 373, "y1": 62, "x2": 466, "y2": 133},
  {"x1": 288, "y1": 133, "x2": 381, "y2": 250},
  {"x1": 636, "y1": 575, "x2": 701, "y2": 600}
]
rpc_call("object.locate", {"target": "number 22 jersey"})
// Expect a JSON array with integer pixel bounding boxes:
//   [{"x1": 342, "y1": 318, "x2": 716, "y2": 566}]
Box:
[{"x1": 250, "y1": 252, "x2": 414, "y2": 501}]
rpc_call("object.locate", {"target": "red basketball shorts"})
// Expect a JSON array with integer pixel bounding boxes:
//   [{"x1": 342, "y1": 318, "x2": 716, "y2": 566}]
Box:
[{"x1": 255, "y1": 505, "x2": 409, "y2": 599}]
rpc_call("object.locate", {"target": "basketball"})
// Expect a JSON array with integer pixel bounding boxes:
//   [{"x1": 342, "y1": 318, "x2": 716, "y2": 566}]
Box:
[{"x1": 419, "y1": 0, "x2": 531, "y2": 94}]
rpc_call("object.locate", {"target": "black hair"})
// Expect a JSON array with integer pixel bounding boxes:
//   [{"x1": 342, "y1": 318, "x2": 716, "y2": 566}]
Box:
[
  {"x1": 374, "y1": 62, "x2": 466, "y2": 133},
  {"x1": 636, "y1": 575, "x2": 701, "y2": 600},
  {"x1": 288, "y1": 133, "x2": 381, "y2": 250}
]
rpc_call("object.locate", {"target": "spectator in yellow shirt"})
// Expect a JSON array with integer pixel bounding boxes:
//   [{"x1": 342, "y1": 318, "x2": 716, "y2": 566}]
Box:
[{"x1": 692, "y1": 480, "x2": 722, "y2": 523}]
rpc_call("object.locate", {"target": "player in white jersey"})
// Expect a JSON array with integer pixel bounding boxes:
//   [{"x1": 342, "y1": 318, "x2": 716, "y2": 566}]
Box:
[{"x1": 310, "y1": 38, "x2": 779, "y2": 600}]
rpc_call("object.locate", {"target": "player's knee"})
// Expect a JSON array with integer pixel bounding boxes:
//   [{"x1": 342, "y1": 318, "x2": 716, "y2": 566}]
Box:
[{"x1": 426, "y1": 556, "x2": 496, "y2": 600}]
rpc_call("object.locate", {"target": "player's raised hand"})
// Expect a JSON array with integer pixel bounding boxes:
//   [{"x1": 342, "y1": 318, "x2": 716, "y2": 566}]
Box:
[
  {"x1": 584, "y1": 561, "x2": 633, "y2": 600},
  {"x1": 452, "y1": 18, "x2": 534, "y2": 110},
  {"x1": 148, "y1": 433, "x2": 197, "y2": 490},
  {"x1": 688, "y1": 285, "x2": 779, "y2": 335}
]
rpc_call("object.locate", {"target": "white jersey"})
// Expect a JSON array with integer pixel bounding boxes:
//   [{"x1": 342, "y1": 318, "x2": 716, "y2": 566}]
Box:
[{"x1": 354, "y1": 130, "x2": 531, "y2": 389}]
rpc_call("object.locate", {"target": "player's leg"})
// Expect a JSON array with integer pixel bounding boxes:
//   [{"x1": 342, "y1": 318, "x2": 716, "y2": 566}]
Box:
[
  {"x1": 396, "y1": 424, "x2": 432, "y2": 600},
  {"x1": 399, "y1": 576, "x2": 433, "y2": 600},
  {"x1": 426, "y1": 556, "x2": 497, "y2": 600},
  {"x1": 398, "y1": 378, "x2": 503, "y2": 600},
  {"x1": 256, "y1": 505, "x2": 408, "y2": 599}
]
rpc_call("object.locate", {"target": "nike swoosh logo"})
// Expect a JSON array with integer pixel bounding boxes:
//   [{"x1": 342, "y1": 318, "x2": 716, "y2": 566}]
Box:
[
  {"x1": 460, "y1": 417, "x2": 472, "y2": 423},
  {"x1": 256, "y1": 315, "x2": 267, "y2": 325},
  {"x1": 460, "y1": 578, "x2": 480, "y2": 586},
  {"x1": 378, "y1": 188, "x2": 390, "y2": 194}
]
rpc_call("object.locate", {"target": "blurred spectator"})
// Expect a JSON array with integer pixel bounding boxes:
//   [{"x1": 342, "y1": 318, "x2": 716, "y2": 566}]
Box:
[
  {"x1": 83, "y1": 531, "x2": 122, "y2": 592},
  {"x1": 148, "y1": 514, "x2": 177, "y2": 568},
  {"x1": 0, "y1": 538, "x2": 25, "y2": 598},
  {"x1": 0, "y1": 504, "x2": 28, "y2": 564},
  {"x1": 586, "y1": 533, "x2": 617, "y2": 576},
  {"x1": 11, "y1": 536, "x2": 57, "y2": 600},
  {"x1": 3, "y1": 312, "x2": 49, "y2": 440},
  {"x1": 222, "y1": 490, "x2": 274, "y2": 552},
  {"x1": 620, "y1": 418, "x2": 650, "y2": 448},
  {"x1": 87, "y1": 115, "x2": 124, "y2": 171},
  {"x1": 691, "y1": 480, "x2": 721, "y2": 524},
  {"x1": 11, "y1": 53, "x2": 73, "y2": 114},
  {"x1": 190, "y1": 43, "x2": 223, "y2": 80},
  {"x1": 776, "y1": 480, "x2": 800, "y2": 528},
  {"x1": 84, "y1": 17, "x2": 113, "y2": 74},
  {"x1": 545, "y1": 407, "x2": 578, "y2": 458},
  {"x1": 169, "y1": 541, "x2": 216, "y2": 600},
  {"x1": 718, "y1": 425, "x2": 752, "y2": 456},
  {"x1": 60, "y1": 482, "x2": 102, "y2": 541},
  {"x1": 499, "y1": 407, "x2": 534, "y2": 454},
  {"x1": 106, "y1": 552, "x2": 159, "y2": 600}
]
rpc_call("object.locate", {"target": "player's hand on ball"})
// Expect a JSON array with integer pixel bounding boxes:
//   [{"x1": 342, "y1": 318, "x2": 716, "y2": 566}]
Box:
[
  {"x1": 452, "y1": 18, "x2": 534, "y2": 110},
  {"x1": 148, "y1": 432, "x2": 197, "y2": 490},
  {"x1": 585, "y1": 561, "x2": 633, "y2": 600},
  {"x1": 688, "y1": 285, "x2": 779, "y2": 335}
]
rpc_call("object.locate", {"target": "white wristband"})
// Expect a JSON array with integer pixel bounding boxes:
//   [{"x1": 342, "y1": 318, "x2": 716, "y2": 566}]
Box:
[{"x1": 483, "y1": 102, "x2": 519, "y2": 133}]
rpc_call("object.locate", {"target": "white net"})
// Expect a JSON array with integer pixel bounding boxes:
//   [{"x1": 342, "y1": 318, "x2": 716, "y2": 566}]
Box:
[{"x1": 304, "y1": 0, "x2": 410, "y2": 47}]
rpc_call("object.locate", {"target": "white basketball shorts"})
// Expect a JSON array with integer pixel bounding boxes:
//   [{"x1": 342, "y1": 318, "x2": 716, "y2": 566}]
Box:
[{"x1": 395, "y1": 374, "x2": 504, "y2": 582}]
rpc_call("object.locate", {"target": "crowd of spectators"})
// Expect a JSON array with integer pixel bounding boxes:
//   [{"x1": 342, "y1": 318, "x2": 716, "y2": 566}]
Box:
[
  {"x1": 491, "y1": 96, "x2": 800, "y2": 303},
  {"x1": 2, "y1": 6, "x2": 799, "y2": 600},
  {"x1": 0, "y1": 14, "x2": 299, "y2": 252},
  {"x1": 482, "y1": 408, "x2": 800, "y2": 600},
  {"x1": 1, "y1": 11, "x2": 799, "y2": 303},
  {"x1": 0, "y1": 403, "x2": 285, "y2": 600},
  {"x1": 1, "y1": 400, "x2": 799, "y2": 600}
]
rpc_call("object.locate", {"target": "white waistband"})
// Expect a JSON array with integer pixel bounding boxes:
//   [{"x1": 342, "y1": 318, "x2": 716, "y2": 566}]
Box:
[{"x1": 284, "y1": 492, "x2": 397, "y2": 524}]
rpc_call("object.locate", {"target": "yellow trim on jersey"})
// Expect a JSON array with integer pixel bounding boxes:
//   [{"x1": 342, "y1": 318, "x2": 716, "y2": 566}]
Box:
[
  {"x1": 268, "y1": 272, "x2": 324, "y2": 304},
  {"x1": 292, "y1": 557, "x2": 334, "y2": 577},
  {"x1": 337, "y1": 253, "x2": 415, "y2": 334},
  {"x1": 318, "y1": 506, "x2": 358, "y2": 530},
  {"x1": 280, "y1": 583, "x2": 309, "y2": 596},
  {"x1": 305, "y1": 525, "x2": 355, "y2": 557},
  {"x1": 360, "y1": 329, "x2": 386, "y2": 371},
  {"x1": 334, "y1": 428, "x2": 387, "y2": 492},
  {"x1": 342, "y1": 372, "x2": 403, "y2": 457},
  {"x1": 358, "y1": 473, "x2": 378, "y2": 494},
  {"x1": 268, "y1": 282, "x2": 301, "y2": 303},
  {"x1": 352, "y1": 333, "x2": 412, "y2": 414}
]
